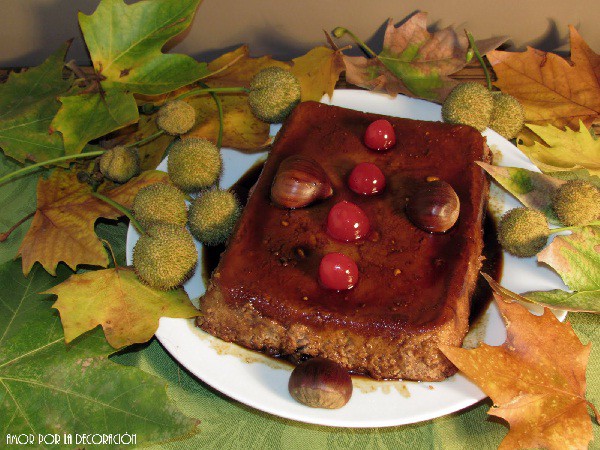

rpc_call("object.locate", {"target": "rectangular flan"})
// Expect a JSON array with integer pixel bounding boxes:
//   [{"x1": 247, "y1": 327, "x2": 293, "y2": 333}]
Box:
[{"x1": 198, "y1": 101, "x2": 491, "y2": 381}]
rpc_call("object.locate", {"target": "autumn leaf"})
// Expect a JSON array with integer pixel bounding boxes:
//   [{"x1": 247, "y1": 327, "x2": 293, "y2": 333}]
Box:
[
  {"x1": 52, "y1": 0, "x2": 209, "y2": 155},
  {"x1": 52, "y1": 89, "x2": 139, "y2": 155},
  {"x1": 46, "y1": 267, "x2": 199, "y2": 348},
  {"x1": 482, "y1": 273, "x2": 599, "y2": 313},
  {"x1": 0, "y1": 259, "x2": 198, "y2": 441},
  {"x1": 518, "y1": 122, "x2": 600, "y2": 176},
  {"x1": 291, "y1": 46, "x2": 345, "y2": 101},
  {"x1": 127, "y1": 46, "x2": 289, "y2": 158},
  {"x1": 0, "y1": 43, "x2": 71, "y2": 164},
  {"x1": 477, "y1": 162, "x2": 565, "y2": 223},
  {"x1": 441, "y1": 297, "x2": 594, "y2": 449},
  {"x1": 79, "y1": 0, "x2": 208, "y2": 95},
  {"x1": 527, "y1": 227, "x2": 600, "y2": 304},
  {"x1": 17, "y1": 169, "x2": 169, "y2": 276},
  {"x1": 488, "y1": 26, "x2": 600, "y2": 131},
  {"x1": 341, "y1": 13, "x2": 506, "y2": 101}
]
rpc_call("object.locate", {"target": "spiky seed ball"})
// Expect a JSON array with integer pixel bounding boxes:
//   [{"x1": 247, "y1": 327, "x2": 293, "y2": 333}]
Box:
[
  {"x1": 489, "y1": 92, "x2": 525, "y2": 140},
  {"x1": 132, "y1": 183, "x2": 187, "y2": 229},
  {"x1": 133, "y1": 223, "x2": 198, "y2": 290},
  {"x1": 441, "y1": 82, "x2": 494, "y2": 131},
  {"x1": 248, "y1": 67, "x2": 301, "y2": 123},
  {"x1": 99, "y1": 146, "x2": 140, "y2": 183},
  {"x1": 497, "y1": 207, "x2": 549, "y2": 257},
  {"x1": 156, "y1": 100, "x2": 196, "y2": 135},
  {"x1": 552, "y1": 180, "x2": 600, "y2": 226},
  {"x1": 188, "y1": 189, "x2": 241, "y2": 245},
  {"x1": 167, "y1": 138, "x2": 222, "y2": 193}
]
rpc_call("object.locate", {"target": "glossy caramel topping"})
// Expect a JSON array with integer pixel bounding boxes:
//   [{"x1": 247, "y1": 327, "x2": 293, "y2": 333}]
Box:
[{"x1": 213, "y1": 102, "x2": 489, "y2": 337}]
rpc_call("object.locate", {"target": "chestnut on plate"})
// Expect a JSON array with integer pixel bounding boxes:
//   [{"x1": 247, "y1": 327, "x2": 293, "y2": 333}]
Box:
[
  {"x1": 288, "y1": 357, "x2": 353, "y2": 409},
  {"x1": 406, "y1": 179, "x2": 460, "y2": 233}
]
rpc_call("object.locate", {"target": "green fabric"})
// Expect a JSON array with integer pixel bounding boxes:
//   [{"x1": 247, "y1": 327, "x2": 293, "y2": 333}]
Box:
[{"x1": 111, "y1": 311, "x2": 600, "y2": 449}]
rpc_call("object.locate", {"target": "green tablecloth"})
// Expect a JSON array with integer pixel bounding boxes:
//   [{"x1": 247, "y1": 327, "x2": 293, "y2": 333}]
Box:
[{"x1": 113, "y1": 312, "x2": 600, "y2": 449}]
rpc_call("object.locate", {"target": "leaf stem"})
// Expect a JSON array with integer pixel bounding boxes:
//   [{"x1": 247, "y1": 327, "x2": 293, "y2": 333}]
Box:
[
  {"x1": 332, "y1": 27, "x2": 378, "y2": 59},
  {"x1": 126, "y1": 129, "x2": 165, "y2": 148},
  {"x1": 587, "y1": 400, "x2": 600, "y2": 425},
  {"x1": 550, "y1": 221, "x2": 600, "y2": 234},
  {"x1": 0, "y1": 211, "x2": 35, "y2": 242},
  {"x1": 465, "y1": 31, "x2": 492, "y2": 91},
  {"x1": 0, "y1": 150, "x2": 106, "y2": 185},
  {"x1": 100, "y1": 239, "x2": 119, "y2": 269},
  {"x1": 91, "y1": 192, "x2": 144, "y2": 234},
  {"x1": 178, "y1": 86, "x2": 249, "y2": 101},
  {"x1": 198, "y1": 81, "x2": 224, "y2": 149}
]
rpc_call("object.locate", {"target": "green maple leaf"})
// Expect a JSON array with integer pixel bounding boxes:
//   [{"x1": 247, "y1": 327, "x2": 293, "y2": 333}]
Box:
[
  {"x1": 52, "y1": 0, "x2": 209, "y2": 154},
  {"x1": 0, "y1": 260, "x2": 198, "y2": 442},
  {"x1": 0, "y1": 43, "x2": 71, "y2": 164},
  {"x1": 79, "y1": 0, "x2": 208, "y2": 95},
  {"x1": 52, "y1": 89, "x2": 139, "y2": 155},
  {"x1": 524, "y1": 227, "x2": 600, "y2": 308}
]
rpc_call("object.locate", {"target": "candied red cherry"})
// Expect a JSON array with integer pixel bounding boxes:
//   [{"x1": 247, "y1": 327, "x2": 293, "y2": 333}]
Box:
[
  {"x1": 348, "y1": 162, "x2": 386, "y2": 195},
  {"x1": 319, "y1": 253, "x2": 359, "y2": 290},
  {"x1": 364, "y1": 119, "x2": 396, "y2": 151},
  {"x1": 326, "y1": 201, "x2": 370, "y2": 241}
]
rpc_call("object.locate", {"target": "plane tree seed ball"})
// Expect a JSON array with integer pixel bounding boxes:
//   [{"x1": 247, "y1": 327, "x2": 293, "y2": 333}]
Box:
[
  {"x1": 156, "y1": 100, "x2": 196, "y2": 135},
  {"x1": 188, "y1": 189, "x2": 241, "y2": 245},
  {"x1": 132, "y1": 183, "x2": 188, "y2": 229},
  {"x1": 167, "y1": 138, "x2": 222, "y2": 193},
  {"x1": 441, "y1": 82, "x2": 494, "y2": 131},
  {"x1": 248, "y1": 67, "x2": 301, "y2": 123},
  {"x1": 99, "y1": 146, "x2": 140, "y2": 183},
  {"x1": 132, "y1": 223, "x2": 198, "y2": 290}
]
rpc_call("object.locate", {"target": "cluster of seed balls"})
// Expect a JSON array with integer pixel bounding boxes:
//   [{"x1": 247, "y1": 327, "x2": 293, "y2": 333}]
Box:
[
  {"x1": 131, "y1": 101, "x2": 242, "y2": 291},
  {"x1": 441, "y1": 82, "x2": 525, "y2": 139},
  {"x1": 99, "y1": 66, "x2": 301, "y2": 291},
  {"x1": 497, "y1": 180, "x2": 600, "y2": 257}
]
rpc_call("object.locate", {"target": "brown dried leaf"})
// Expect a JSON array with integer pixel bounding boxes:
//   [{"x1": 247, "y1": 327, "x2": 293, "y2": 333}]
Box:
[
  {"x1": 441, "y1": 297, "x2": 594, "y2": 449},
  {"x1": 488, "y1": 27, "x2": 600, "y2": 130},
  {"x1": 291, "y1": 46, "x2": 345, "y2": 101},
  {"x1": 342, "y1": 13, "x2": 506, "y2": 101},
  {"x1": 17, "y1": 169, "x2": 169, "y2": 276}
]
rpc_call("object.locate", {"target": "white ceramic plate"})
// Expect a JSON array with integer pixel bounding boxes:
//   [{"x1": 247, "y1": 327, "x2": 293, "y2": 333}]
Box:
[{"x1": 126, "y1": 90, "x2": 567, "y2": 428}]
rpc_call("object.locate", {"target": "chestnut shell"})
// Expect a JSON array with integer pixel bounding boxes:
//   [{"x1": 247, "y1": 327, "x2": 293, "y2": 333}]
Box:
[
  {"x1": 406, "y1": 179, "x2": 460, "y2": 233},
  {"x1": 288, "y1": 357, "x2": 353, "y2": 409}
]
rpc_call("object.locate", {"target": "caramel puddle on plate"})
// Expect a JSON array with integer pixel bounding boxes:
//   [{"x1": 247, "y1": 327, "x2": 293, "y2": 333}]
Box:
[{"x1": 187, "y1": 321, "x2": 413, "y2": 397}]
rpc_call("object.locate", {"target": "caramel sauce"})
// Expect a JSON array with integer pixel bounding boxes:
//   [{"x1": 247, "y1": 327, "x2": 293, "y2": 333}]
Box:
[{"x1": 202, "y1": 162, "x2": 503, "y2": 328}]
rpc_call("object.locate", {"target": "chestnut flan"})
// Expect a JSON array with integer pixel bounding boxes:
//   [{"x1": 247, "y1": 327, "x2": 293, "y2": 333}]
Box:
[{"x1": 198, "y1": 101, "x2": 491, "y2": 381}]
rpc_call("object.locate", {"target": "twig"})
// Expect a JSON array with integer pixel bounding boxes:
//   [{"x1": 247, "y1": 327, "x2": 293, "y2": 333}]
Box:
[
  {"x1": 0, "y1": 212, "x2": 35, "y2": 242},
  {"x1": 91, "y1": 192, "x2": 144, "y2": 234}
]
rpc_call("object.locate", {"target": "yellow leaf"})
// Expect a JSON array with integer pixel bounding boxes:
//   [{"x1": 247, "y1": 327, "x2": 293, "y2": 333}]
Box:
[
  {"x1": 488, "y1": 27, "x2": 600, "y2": 130},
  {"x1": 46, "y1": 267, "x2": 199, "y2": 348},
  {"x1": 291, "y1": 46, "x2": 345, "y2": 101},
  {"x1": 17, "y1": 169, "x2": 169, "y2": 276},
  {"x1": 441, "y1": 297, "x2": 594, "y2": 449},
  {"x1": 518, "y1": 122, "x2": 600, "y2": 176}
]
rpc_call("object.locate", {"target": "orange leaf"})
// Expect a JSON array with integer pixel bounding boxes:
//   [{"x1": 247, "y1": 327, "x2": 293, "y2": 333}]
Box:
[
  {"x1": 441, "y1": 297, "x2": 594, "y2": 449},
  {"x1": 46, "y1": 267, "x2": 199, "y2": 348},
  {"x1": 488, "y1": 27, "x2": 600, "y2": 130},
  {"x1": 17, "y1": 169, "x2": 169, "y2": 276},
  {"x1": 291, "y1": 46, "x2": 345, "y2": 101}
]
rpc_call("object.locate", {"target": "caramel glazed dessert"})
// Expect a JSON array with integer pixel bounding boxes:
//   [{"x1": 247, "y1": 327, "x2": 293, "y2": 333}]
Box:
[{"x1": 198, "y1": 101, "x2": 491, "y2": 381}]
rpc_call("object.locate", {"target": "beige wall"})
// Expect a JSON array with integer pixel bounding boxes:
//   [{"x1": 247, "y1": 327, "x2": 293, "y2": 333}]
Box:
[{"x1": 1, "y1": 0, "x2": 598, "y2": 67}]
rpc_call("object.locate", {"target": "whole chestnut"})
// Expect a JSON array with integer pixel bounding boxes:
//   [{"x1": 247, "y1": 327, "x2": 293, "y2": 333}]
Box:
[
  {"x1": 271, "y1": 156, "x2": 333, "y2": 208},
  {"x1": 288, "y1": 357, "x2": 353, "y2": 409},
  {"x1": 406, "y1": 179, "x2": 460, "y2": 233}
]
